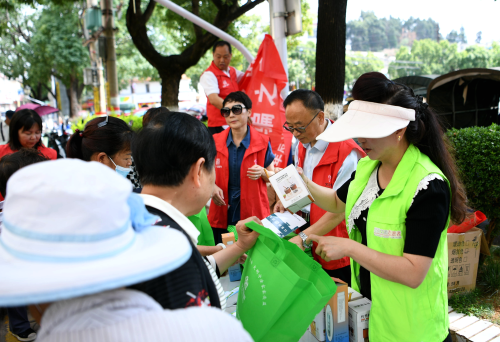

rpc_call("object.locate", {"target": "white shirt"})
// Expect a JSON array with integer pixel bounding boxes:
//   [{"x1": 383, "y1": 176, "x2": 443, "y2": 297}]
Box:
[
  {"x1": 200, "y1": 67, "x2": 245, "y2": 96},
  {"x1": 0, "y1": 121, "x2": 9, "y2": 145},
  {"x1": 37, "y1": 289, "x2": 253, "y2": 342},
  {"x1": 295, "y1": 120, "x2": 362, "y2": 213}
]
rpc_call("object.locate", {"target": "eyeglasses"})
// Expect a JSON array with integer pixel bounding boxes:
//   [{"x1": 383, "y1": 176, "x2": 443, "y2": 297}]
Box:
[
  {"x1": 221, "y1": 104, "x2": 246, "y2": 117},
  {"x1": 283, "y1": 110, "x2": 321, "y2": 133}
]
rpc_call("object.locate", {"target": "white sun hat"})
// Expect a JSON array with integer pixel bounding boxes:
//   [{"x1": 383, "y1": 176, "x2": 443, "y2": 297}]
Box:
[
  {"x1": 317, "y1": 100, "x2": 416, "y2": 143},
  {"x1": 0, "y1": 159, "x2": 191, "y2": 307}
]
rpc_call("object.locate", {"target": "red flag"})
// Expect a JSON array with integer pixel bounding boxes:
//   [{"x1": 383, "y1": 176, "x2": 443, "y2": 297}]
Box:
[{"x1": 238, "y1": 34, "x2": 292, "y2": 168}]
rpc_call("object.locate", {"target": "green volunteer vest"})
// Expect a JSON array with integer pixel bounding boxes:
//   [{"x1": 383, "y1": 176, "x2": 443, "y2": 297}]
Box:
[{"x1": 345, "y1": 144, "x2": 450, "y2": 342}]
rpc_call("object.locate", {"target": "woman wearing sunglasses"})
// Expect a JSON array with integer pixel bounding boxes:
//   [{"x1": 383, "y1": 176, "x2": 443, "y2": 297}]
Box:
[{"x1": 208, "y1": 91, "x2": 276, "y2": 244}]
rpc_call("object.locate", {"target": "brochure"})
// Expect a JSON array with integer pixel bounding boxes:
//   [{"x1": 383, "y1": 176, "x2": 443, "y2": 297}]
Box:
[
  {"x1": 268, "y1": 165, "x2": 314, "y2": 213},
  {"x1": 262, "y1": 211, "x2": 307, "y2": 238}
]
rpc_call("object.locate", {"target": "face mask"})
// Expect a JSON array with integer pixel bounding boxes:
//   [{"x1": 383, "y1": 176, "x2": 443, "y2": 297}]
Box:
[{"x1": 108, "y1": 156, "x2": 132, "y2": 178}]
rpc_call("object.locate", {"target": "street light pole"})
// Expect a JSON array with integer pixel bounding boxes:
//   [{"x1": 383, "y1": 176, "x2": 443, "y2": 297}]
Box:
[
  {"x1": 269, "y1": 0, "x2": 289, "y2": 98},
  {"x1": 102, "y1": 0, "x2": 119, "y2": 112}
]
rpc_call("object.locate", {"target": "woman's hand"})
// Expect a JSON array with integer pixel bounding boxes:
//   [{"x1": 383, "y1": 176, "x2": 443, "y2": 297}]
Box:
[
  {"x1": 247, "y1": 165, "x2": 264, "y2": 180},
  {"x1": 308, "y1": 235, "x2": 352, "y2": 262},
  {"x1": 289, "y1": 235, "x2": 305, "y2": 251},
  {"x1": 296, "y1": 166, "x2": 309, "y2": 185},
  {"x1": 235, "y1": 216, "x2": 261, "y2": 252},
  {"x1": 212, "y1": 185, "x2": 226, "y2": 206}
]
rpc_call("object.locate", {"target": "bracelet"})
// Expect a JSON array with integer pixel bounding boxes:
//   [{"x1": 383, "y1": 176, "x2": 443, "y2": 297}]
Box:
[{"x1": 216, "y1": 243, "x2": 226, "y2": 250}]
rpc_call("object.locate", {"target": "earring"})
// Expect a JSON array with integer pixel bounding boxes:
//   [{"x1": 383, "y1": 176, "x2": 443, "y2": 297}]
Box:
[{"x1": 398, "y1": 136, "x2": 401, "y2": 142}]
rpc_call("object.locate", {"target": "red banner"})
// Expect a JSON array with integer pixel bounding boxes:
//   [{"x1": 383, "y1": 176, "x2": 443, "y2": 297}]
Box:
[{"x1": 238, "y1": 34, "x2": 292, "y2": 168}]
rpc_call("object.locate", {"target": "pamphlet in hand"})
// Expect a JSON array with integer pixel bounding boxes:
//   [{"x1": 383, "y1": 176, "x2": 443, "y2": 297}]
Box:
[
  {"x1": 262, "y1": 211, "x2": 307, "y2": 238},
  {"x1": 268, "y1": 165, "x2": 314, "y2": 213}
]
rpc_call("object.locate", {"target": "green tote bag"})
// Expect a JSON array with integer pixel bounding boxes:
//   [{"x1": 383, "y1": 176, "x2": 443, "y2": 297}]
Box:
[{"x1": 236, "y1": 221, "x2": 337, "y2": 342}]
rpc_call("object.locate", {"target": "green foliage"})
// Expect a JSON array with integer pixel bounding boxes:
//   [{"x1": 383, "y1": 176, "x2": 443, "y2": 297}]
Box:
[
  {"x1": 449, "y1": 288, "x2": 494, "y2": 319},
  {"x1": 446, "y1": 124, "x2": 500, "y2": 244},
  {"x1": 288, "y1": 41, "x2": 316, "y2": 90},
  {"x1": 345, "y1": 52, "x2": 384, "y2": 89},
  {"x1": 479, "y1": 257, "x2": 500, "y2": 294},
  {"x1": 347, "y1": 11, "x2": 440, "y2": 52},
  {"x1": 71, "y1": 114, "x2": 144, "y2": 132},
  {"x1": 388, "y1": 39, "x2": 500, "y2": 78}
]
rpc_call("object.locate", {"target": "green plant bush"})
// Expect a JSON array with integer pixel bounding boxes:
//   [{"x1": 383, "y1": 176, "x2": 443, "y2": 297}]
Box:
[
  {"x1": 479, "y1": 257, "x2": 500, "y2": 295},
  {"x1": 446, "y1": 123, "x2": 500, "y2": 248},
  {"x1": 71, "y1": 114, "x2": 144, "y2": 132},
  {"x1": 449, "y1": 288, "x2": 494, "y2": 319}
]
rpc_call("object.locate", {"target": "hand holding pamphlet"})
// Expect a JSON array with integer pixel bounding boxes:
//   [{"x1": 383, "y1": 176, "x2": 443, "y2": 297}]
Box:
[
  {"x1": 267, "y1": 165, "x2": 314, "y2": 214},
  {"x1": 261, "y1": 211, "x2": 307, "y2": 238}
]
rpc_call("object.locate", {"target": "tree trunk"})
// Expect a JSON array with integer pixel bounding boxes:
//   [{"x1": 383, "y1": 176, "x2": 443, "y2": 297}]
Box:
[
  {"x1": 315, "y1": 0, "x2": 347, "y2": 121},
  {"x1": 68, "y1": 75, "x2": 82, "y2": 118},
  {"x1": 160, "y1": 71, "x2": 183, "y2": 110}
]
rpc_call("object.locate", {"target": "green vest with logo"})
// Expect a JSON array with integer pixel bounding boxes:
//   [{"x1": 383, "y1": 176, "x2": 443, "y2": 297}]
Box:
[{"x1": 345, "y1": 144, "x2": 450, "y2": 342}]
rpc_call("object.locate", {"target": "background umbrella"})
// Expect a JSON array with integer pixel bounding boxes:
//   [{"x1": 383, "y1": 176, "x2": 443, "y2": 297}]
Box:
[{"x1": 16, "y1": 103, "x2": 59, "y2": 116}]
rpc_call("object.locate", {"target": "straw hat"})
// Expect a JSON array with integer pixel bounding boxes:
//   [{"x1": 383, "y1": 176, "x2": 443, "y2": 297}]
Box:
[
  {"x1": 318, "y1": 100, "x2": 415, "y2": 143},
  {"x1": 0, "y1": 159, "x2": 191, "y2": 306}
]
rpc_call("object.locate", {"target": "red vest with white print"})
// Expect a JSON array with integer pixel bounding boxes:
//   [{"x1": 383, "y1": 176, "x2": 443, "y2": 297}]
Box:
[
  {"x1": 208, "y1": 126, "x2": 270, "y2": 228},
  {"x1": 203, "y1": 62, "x2": 239, "y2": 127},
  {"x1": 297, "y1": 128, "x2": 365, "y2": 270}
]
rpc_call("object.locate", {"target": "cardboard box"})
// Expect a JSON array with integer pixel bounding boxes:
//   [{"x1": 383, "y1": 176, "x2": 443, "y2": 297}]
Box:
[
  {"x1": 447, "y1": 227, "x2": 483, "y2": 298},
  {"x1": 221, "y1": 233, "x2": 241, "y2": 281},
  {"x1": 347, "y1": 288, "x2": 363, "y2": 302},
  {"x1": 348, "y1": 298, "x2": 371, "y2": 342},
  {"x1": 309, "y1": 278, "x2": 349, "y2": 342},
  {"x1": 268, "y1": 165, "x2": 314, "y2": 213}
]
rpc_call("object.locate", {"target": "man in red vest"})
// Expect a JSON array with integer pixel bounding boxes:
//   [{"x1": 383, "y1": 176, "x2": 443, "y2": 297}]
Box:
[
  {"x1": 276, "y1": 90, "x2": 365, "y2": 284},
  {"x1": 200, "y1": 41, "x2": 244, "y2": 136}
]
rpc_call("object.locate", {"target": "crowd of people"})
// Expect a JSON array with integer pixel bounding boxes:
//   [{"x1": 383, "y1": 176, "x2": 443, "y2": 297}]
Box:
[{"x1": 0, "y1": 41, "x2": 468, "y2": 342}]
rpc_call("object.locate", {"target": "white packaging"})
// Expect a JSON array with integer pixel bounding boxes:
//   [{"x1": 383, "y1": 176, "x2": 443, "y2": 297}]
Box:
[
  {"x1": 347, "y1": 287, "x2": 363, "y2": 302},
  {"x1": 348, "y1": 298, "x2": 371, "y2": 342},
  {"x1": 268, "y1": 165, "x2": 314, "y2": 213}
]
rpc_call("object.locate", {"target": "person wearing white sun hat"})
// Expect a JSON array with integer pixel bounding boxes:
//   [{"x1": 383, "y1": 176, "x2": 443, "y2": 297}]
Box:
[
  {"x1": 297, "y1": 72, "x2": 467, "y2": 342},
  {"x1": 0, "y1": 159, "x2": 253, "y2": 342}
]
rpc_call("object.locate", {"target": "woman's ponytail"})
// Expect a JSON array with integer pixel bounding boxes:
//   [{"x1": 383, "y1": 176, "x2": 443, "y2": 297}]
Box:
[{"x1": 66, "y1": 129, "x2": 85, "y2": 160}]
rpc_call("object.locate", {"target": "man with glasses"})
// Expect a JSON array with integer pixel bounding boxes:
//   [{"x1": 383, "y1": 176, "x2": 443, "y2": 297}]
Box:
[
  {"x1": 277, "y1": 89, "x2": 364, "y2": 284},
  {"x1": 200, "y1": 41, "x2": 245, "y2": 136}
]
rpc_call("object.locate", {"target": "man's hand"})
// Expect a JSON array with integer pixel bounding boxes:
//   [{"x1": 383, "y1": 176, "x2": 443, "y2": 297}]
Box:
[
  {"x1": 309, "y1": 235, "x2": 351, "y2": 262},
  {"x1": 247, "y1": 165, "x2": 264, "y2": 180},
  {"x1": 273, "y1": 200, "x2": 285, "y2": 213},
  {"x1": 212, "y1": 184, "x2": 226, "y2": 206},
  {"x1": 235, "y1": 216, "x2": 261, "y2": 252},
  {"x1": 289, "y1": 235, "x2": 305, "y2": 251}
]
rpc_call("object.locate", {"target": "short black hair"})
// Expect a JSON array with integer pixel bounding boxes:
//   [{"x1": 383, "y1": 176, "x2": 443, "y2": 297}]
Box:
[
  {"x1": 213, "y1": 40, "x2": 232, "y2": 54},
  {"x1": 132, "y1": 112, "x2": 217, "y2": 187},
  {"x1": 283, "y1": 89, "x2": 324, "y2": 112},
  {"x1": 5, "y1": 110, "x2": 15, "y2": 119},
  {"x1": 0, "y1": 148, "x2": 48, "y2": 197},
  {"x1": 142, "y1": 107, "x2": 170, "y2": 127},
  {"x1": 9, "y1": 109, "x2": 43, "y2": 151},
  {"x1": 223, "y1": 91, "x2": 252, "y2": 109}
]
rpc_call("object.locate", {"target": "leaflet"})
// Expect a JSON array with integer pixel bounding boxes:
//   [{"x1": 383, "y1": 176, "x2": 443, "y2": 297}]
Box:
[{"x1": 262, "y1": 211, "x2": 307, "y2": 238}]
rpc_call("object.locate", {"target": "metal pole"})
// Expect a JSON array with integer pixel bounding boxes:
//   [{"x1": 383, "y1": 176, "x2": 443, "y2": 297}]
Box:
[
  {"x1": 154, "y1": 0, "x2": 254, "y2": 63},
  {"x1": 270, "y1": 0, "x2": 289, "y2": 98},
  {"x1": 102, "y1": 0, "x2": 119, "y2": 112}
]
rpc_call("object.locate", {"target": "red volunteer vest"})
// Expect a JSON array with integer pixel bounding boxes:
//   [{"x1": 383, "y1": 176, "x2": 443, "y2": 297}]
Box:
[
  {"x1": 203, "y1": 61, "x2": 239, "y2": 127},
  {"x1": 297, "y1": 128, "x2": 365, "y2": 270},
  {"x1": 208, "y1": 126, "x2": 271, "y2": 228}
]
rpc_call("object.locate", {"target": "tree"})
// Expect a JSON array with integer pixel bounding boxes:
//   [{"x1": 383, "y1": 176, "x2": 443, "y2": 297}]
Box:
[
  {"x1": 476, "y1": 31, "x2": 482, "y2": 44},
  {"x1": 315, "y1": 0, "x2": 347, "y2": 119},
  {"x1": 288, "y1": 41, "x2": 316, "y2": 90},
  {"x1": 446, "y1": 30, "x2": 459, "y2": 43},
  {"x1": 345, "y1": 52, "x2": 384, "y2": 89},
  {"x1": 125, "y1": 0, "x2": 266, "y2": 108},
  {"x1": 30, "y1": 2, "x2": 89, "y2": 116}
]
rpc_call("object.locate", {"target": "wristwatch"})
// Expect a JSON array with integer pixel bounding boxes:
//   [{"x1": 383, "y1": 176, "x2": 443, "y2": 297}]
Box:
[{"x1": 298, "y1": 232, "x2": 313, "y2": 249}]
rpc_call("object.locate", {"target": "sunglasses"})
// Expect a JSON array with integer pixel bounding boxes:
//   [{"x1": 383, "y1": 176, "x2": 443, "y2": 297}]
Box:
[
  {"x1": 221, "y1": 104, "x2": 246, "y2": 117},
  {"x1": 283, "y1": 110, "x2": 321, "y2": 133}
]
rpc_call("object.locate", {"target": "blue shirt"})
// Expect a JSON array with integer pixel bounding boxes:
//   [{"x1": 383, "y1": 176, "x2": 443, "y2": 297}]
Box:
[{"x1": 226, "y1": 127, "x2": 275, "y2": 225}]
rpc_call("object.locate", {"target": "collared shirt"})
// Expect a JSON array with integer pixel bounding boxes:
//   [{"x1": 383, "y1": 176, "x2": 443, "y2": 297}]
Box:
[
  {"x1": 295, "y1": 120, "x2": 362, "y2": 212},
  {"x1": 140, "y1": 194, "x2": 200, "y2": 245},
  {"x1": 226, "y1": 127, "x2": 275, "y2": 225},
  {"x1": 200, "y1": 68, "x2": 245, "y2": 96},
  {"x1": 37, "y1": 289, "x2": 253, "y2": 342}
]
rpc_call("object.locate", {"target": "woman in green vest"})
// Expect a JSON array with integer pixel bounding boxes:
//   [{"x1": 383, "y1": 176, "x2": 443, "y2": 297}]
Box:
[{"x1": 301, "y1": 72, "x2": 467, "y2": 342}]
